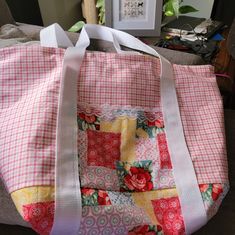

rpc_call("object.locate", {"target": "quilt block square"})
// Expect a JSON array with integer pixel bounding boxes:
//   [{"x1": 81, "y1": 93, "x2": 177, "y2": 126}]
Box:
[{"x1": 87, "y1": 130, "x2": 121, "y2": 169}]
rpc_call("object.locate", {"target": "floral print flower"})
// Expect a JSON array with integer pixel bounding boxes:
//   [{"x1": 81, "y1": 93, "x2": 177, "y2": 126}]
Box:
[
  {"x1": 212, "y1": 184, "x2": 223, "y2": 201},
  {"x1": 97, "y1": 190, "x2": 112, "y2": 205},
  {"x1": 81, "y1": 188, "x2": 111, "y2": 206},
  {"x1": 81, "y1": 188, "x2": 95, "y2": 196},
  {"x1": 200, "y1": 184, "x2": 223, "y2": 202},
  {"x1": 147, "y1": 119, "x2": 164, "y2": 128},
  {"x1": 117, "y1": 161, "x2": 153, "y2": 192},
  {"x1": 123, "y1": 167, "x2": 153, "y2": 191},
  {"x1": 199, "y1": 184, "x2": 209, "y2": 193},
  {"x1": 77, "y1": 113, "x2": 100, "y2": 131}
]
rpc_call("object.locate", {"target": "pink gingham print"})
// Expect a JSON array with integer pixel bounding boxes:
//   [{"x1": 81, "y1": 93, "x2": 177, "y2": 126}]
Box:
[
  {"x1": 173, "y1": 64, "x2": 228, "y2": 184},
  {"x1": 78, "y1": 53, "x2": 161, "y2": 109},
  {"x1": 0, "y1": 46, "x2": 64, "y2": 192},
  {"x1": 0, "y1": 46, "x2": 228, "y2": 193}
]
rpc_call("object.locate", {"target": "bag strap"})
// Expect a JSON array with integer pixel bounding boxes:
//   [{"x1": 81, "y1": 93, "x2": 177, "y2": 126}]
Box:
[
  {"x1": 40, "y1": 23, "x2": 74, "y2": 48},
  {"x1": 40, "y1": 24, "x2": 207, "y2": 235}
]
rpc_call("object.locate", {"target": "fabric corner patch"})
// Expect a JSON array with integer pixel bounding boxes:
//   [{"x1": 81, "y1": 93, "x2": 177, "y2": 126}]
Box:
[
  {"x1": 23, "y1": 201, "x2": 54, "y2": 235},
  {"x1": 151, "y1": 197, "x2": 185, "y2": 235}
]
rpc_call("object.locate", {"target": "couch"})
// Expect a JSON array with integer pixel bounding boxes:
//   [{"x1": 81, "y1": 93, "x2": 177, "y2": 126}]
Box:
[{"x1": 0, "y1": 0, "x2": 234, "y2": 234}]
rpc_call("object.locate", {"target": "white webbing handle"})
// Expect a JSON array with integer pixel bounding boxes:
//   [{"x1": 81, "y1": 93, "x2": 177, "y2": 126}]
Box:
[
  {"x1": 40, "y1": 23, "x2": 125, "y2": 54},
  {"x1": 76, "y1": 24, "x2": 172, "y2": 78},
  {"x1": 40, "y1": 23, "x2": 74, "y2": 48},
  {"x1": 77, "y1": 24, "x2": 159, "y2": 56}
]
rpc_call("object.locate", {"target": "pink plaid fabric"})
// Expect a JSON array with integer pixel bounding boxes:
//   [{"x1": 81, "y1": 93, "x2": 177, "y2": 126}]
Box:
[
  {"x1": 173, "y1": 64, "x2": 228, "y2": 184},
  {"x1": 0, "y1": 46, "x2": 228, "y2": 193},
  {"x1": 0, "y1": 46, "x2": 64, "y2": 192},
  {"x1": 78, "y1": 53, "x2": 161, "y2": 108}
]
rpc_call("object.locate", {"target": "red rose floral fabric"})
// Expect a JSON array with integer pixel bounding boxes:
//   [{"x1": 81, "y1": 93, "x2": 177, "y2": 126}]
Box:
[{"x1": 116, "y1": 161, "x2": 153, "y2": 192}]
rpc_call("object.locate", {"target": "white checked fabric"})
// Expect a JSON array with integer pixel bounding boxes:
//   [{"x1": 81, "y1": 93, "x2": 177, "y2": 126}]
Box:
[
  {"x1": 0, "y1": 46, "x2": 64, "y2": 192},
  {"x1": 0, "y1": 45, "x2": 227, "y2": 193},
  {"x1": 173, "y1": 65, "x2": 227, "y2": 184}
]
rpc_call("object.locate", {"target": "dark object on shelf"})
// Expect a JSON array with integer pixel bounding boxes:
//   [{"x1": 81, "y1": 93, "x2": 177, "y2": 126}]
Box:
[
  {"x1": 202, "y1": 20, "x2": 225, "y2": 39},
  {"x1": 211, "y1": 0, "x2": 235, "y2": 27},
  {"x1": 163, "y1": 16, "x2": 206, "y2": 33},
  {"x1": 6, "y1": 0, "x2": 43, "y2": 26},
  {"x1": 163, "y1": 16, "x2": 224, "y2": 40},
  {"x1": 156, "y1": 36, "x2": 218, "y2": 62},
  {"x1": 0, "y1": 0, "x2": 14, "y2": 26}
]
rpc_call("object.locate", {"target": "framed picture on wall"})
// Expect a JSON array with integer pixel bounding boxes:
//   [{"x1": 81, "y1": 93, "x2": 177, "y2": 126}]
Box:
[{"x1": 105, "y1": 0, "x2": 163, "y2": 37}]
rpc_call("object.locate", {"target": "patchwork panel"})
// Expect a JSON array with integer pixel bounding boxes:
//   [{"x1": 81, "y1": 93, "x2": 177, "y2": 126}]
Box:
[{"x1": 78, "y1": 112, "x2": 176, "y2": 191}]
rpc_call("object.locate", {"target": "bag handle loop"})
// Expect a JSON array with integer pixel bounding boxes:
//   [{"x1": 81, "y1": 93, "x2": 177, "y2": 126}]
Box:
[
  {"x1": 40, "y1": 23, "x2": 172, "y2": 76},
  {"x1": 40, "y1": 23, "x2": 74, "y2": 48},
  {"x1": 77, "y1": 24, "x2": 159, "y2": 57},
  {"x1": 76, "y1": 24, "x2": 173, "y2": 79}
]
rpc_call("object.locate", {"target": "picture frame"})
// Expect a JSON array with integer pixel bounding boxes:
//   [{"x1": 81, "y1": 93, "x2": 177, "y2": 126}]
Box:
[{"x1": 105, "y1": 0, "x2": 163, "y2": 37}]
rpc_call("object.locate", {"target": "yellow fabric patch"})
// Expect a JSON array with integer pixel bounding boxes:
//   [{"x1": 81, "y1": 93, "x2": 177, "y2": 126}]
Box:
[
  {"x1": 100, "y1": 117, "x2": 137, "y2": 162},
  {"x1": 11, "y1": 186, "x2": 54, "y2": 216},
  {"x1": 132, "y1": 188, "x2": 178, "y2": 224}
]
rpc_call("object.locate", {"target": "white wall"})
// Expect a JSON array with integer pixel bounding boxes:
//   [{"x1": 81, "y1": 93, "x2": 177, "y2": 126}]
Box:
[{"x1": 182, "y1": 0, "x2": 214, "y2": 19}]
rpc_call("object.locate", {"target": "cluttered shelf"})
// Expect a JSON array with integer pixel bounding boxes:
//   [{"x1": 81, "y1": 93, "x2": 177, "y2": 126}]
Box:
[
  {"x1": 143, "y1": 16, "x2": 226, "y2": 63},
  {"x1": 142, "y1": 16, "x2": 235, "y2": 109}
]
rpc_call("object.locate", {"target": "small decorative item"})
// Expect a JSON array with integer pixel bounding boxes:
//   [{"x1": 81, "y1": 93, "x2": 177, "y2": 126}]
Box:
[{"x1": 105, "y1": 0, "x2": 163, "y2": 36}]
